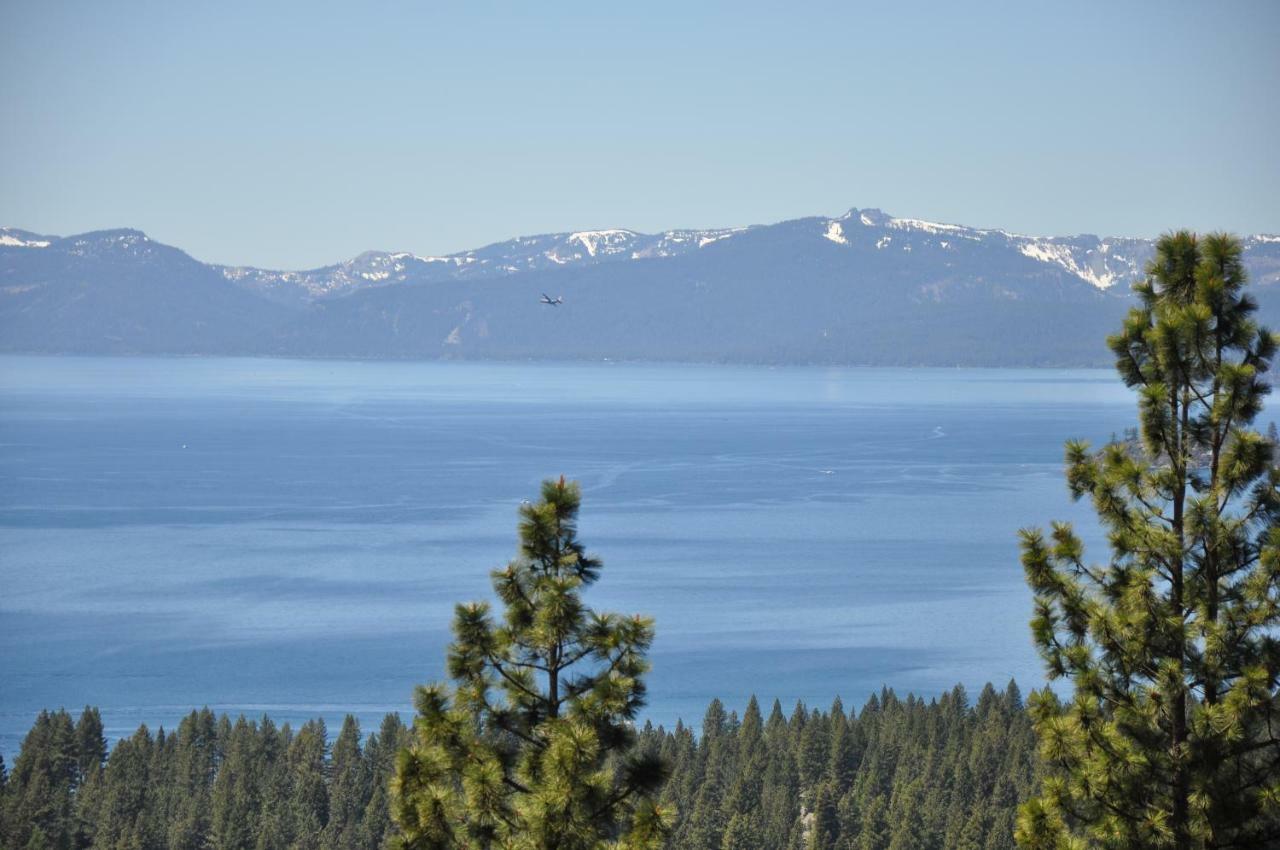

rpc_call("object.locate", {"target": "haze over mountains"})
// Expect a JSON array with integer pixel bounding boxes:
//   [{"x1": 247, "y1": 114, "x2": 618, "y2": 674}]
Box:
[{"x1": 3, "y1": 209, "x2": 1279, "y2": 366}]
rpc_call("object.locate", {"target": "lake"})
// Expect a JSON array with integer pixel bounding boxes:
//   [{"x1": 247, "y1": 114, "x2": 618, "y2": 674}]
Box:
[{"x1": 0, "y1": 356, "x2": 1135, "y2": 755}]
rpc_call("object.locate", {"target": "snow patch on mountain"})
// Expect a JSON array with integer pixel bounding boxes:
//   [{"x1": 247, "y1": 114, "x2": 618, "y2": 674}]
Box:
[
  {"x1": 889, "y1": 217, "x2": 971, "y2": 236},
  {"x1": 1016, "y1": 240, "x2": 1139, "y2": 290},
  {"x1": 419, "y1": 255, "x2": 470, "y2": 264},
  {"x1": 697, "y1": 230, "x2": 740, "y2": 248},
  {"x1": 1019, "y1": 242, "x2": 1075, "y2": 266},
  {"x1": 0, "y1": 234, "x2": 50, "y2": 248},
  {"x1": 568, "y1": 230, "x2": 635, "y2": 257},
  {"x1": 823, "y1": 221, "x2": 849, "y2": 245}
]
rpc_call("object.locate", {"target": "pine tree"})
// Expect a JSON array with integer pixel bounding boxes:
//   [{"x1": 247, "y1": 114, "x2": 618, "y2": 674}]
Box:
[
  {"x1": 1017, "y1": 232, "x2": 1280, "y2": 848},
  {"x1": 71, "y1": 707, "x2": 108, "y2": 849},
  {"x1": 168, "y1": 709, "x2": 218, "y2": 850},
  {"x1": 92, "y1": 726, "x2": 159, "y2": 850},
  {"x1": 325, "y1": 715, "x2": 370, "y2": 850},
  {"x1": 258, "y1": 716, "x2": 293, "y2": 850},
  {"x1": 289, "y1": 718, "x2": 330, "y2": 850},
  {"x1": 828, "y1": 710, "x2": 858, "y2": 796},
  {"x1": 807, "y1": 781, "x2": 839, "y2": 850},
  {"x1": 74, "y1": 707, "x2": 106, "y2": 786},
  {"x1": 2, "y1": 710, "x2": 79, "y2": 850},
  {"x1": 210, "y1": 717, "x2": 260, "y2": 850},
  {"x1": 857, "y1": 794, "x2": 889, "y2": 850},
  {"x1": 797, "y1": 709, "x2": 829, "y2": 791},
  {"x1": 0, "y1": 753, "x2": 6, "y2": 847},
  {"x1": 390, "y1": 477, "x2": 670, "y2": 850},
  {"x1": 723, "y1": 697, "x2": 765, "y2": 819},
  {"x1": 721, "y1": 811, "x2": 759, "y2": 850},
  {"x1": 366, "y1": 713, "x2": 410, "y2": 850}
]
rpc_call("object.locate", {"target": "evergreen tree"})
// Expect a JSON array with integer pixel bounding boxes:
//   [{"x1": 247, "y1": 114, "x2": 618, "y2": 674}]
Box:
[
  {"x1": 720, "y1": 812, "x2": 758, "y2": 850},
  {"x1": 71, "y1": 707, "x2": 108, "y2": 850},
  {"x1": 325, "y1": 715, "x2": 371, "y2": 850},
  {"x1": 168, "y1": 709, "x2": 218, "y2": 850},
  {"x1": 257, "y1": 716, "x2": 293, "y2": 850},
  {"x1": 807, "y1": 781, "x2": 838, "y2": 850},
  {"x1": 390, "y1": 477, "x2": 670, "y2": 850},
  {"x1": 365, "y1": 713, "x2": 410, "y2": 850},
  {"x1": 210, "y1": 717, "x2": 261, "y2": 850},
  {"x1": 73, "y1": 707, "x2": 106, "y2": 786},
  {"x1": 91, "y1": 725, "x2": 159, "y2": 850},
  {"x1": 2, "y1": 710, "x2": 79, "y2": 850},
  {"x1": 827, "y1": 711, "x2": 858, "y2": 795},
  {"x1": 857, "y1": 794, "x2": 889, "y2": 850},
  {"x1": 1018, "y1": 232, "x2": 1280, "y2": 849},
  {"x1": 723, "y1": 697, "x2": 764, "y2": 819},
  {"x1": 797, "y1": 709, "x2": 829, "y2": 791},
  {"x1": 289, "y1": 718, "x2": 330, "y2": 850},
  {"x1": 0, "y1": 753, "x2": 6, "y2": 848}
]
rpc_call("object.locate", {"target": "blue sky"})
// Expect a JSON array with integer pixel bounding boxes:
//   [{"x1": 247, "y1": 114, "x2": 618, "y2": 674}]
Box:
[{"x1": 2, "y1": 1, "x2": 1277, "y2": 268}]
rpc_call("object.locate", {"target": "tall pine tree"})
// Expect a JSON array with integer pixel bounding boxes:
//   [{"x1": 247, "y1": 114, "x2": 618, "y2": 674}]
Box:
[
  {"x1": 390, "y1": 477, "x2": 669, "y2": 850},
  {"x1": 1017, "y1": 232, "x2": 1280, "y2": 848}
]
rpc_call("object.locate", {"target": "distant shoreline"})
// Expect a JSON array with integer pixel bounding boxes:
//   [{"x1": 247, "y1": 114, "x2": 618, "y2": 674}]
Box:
[{"x1": 0, "y1": 351, "x2": 1120, "y2": 370}]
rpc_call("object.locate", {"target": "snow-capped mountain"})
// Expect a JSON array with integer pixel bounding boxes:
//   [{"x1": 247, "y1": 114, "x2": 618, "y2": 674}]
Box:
[
  {"x1": 2, "y1": 211, "x2": 1278, "y2": 365},
  {"x1": 201, "y1": 211, "x2": 1280, "y2": 306},
  {"x1": 218, "y1": 226, "x2": 754, "y2": 303},
  {"x1": 845, "y1": 212, "x2": 1155, "y2": 291}
]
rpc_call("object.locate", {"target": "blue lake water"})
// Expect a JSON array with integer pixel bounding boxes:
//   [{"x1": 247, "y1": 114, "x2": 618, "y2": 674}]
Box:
[{"x1": 0, "y1": 356, "x2": 1136, "y2": 756}]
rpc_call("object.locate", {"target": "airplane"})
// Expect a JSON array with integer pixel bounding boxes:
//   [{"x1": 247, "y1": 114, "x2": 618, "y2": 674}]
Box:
[{"x1": 540, "y1": 293, "x2": 564, "y2": 306}]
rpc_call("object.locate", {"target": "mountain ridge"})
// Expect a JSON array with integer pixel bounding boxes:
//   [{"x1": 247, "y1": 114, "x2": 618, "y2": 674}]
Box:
[
  {"x1": 209, "y1": 211, "x2": 1280, "y2": 303},
  {"x1": 3, "y1": 210, "x2": 1279, "y2": 366}
]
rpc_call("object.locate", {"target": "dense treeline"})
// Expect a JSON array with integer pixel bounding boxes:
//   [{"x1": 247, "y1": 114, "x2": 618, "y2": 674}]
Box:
[
  {"x1": 1, "y1": 682, "x2": 1034, "y2": 849},
  {"x1": 0, "y1": 707, "x2": 410, "y2": 850},
  {"x1": 642, "y1": 682, "x2": 1034, "y2": 850}
]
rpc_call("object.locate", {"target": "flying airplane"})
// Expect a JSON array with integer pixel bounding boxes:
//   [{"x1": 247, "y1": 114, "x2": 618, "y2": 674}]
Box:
[{"x1": 540, "y1": 293, "x2": 564, "y2": 306}]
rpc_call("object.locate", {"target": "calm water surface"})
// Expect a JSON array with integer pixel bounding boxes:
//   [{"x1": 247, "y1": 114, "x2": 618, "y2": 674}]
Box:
[{"x1": 0, "y1": 356, "x2": 1135, "y2": 755}]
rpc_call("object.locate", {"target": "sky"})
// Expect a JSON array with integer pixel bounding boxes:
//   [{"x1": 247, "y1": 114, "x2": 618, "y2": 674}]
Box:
[{"x1": 2, "y1": 1, "x2": 1278, "y2": 269}]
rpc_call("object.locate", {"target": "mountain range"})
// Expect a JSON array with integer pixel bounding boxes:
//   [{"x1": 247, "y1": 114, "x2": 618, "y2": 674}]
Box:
[{"x1": 3, "y1": 210, "x2": 1279, "y2": 366}]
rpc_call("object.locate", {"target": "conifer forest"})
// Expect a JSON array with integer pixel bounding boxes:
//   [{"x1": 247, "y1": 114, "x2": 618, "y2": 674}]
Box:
[{"x1": 1, "y1": 684, "x2": 1036, "y2": 850}]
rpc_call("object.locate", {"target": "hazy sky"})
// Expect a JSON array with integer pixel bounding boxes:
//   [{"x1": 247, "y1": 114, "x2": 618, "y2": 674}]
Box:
[{"x1": 2, "y1": 1, "x2": 1278, "y2": 268}]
